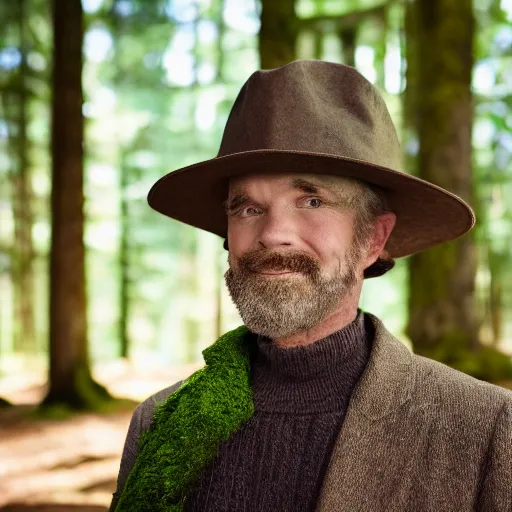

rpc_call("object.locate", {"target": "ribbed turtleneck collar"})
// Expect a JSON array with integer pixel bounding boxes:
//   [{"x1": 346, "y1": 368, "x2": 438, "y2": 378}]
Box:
[{"x1": 250, "y1": 309, "x2": 371, "y2": 414}]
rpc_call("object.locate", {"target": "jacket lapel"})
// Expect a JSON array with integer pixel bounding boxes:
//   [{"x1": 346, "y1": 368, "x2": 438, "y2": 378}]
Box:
[{"x1": 316, "y1": 313, "x2": 436, "y2": 511}]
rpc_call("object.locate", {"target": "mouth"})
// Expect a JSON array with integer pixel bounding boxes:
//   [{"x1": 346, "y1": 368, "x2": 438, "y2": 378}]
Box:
[{"x1": 257, "y1": 271, "x2": 299, "y2": 277}]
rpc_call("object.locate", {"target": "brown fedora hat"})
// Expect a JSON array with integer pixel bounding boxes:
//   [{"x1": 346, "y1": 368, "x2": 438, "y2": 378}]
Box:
[{"x1": 148, "y1": 60, "x2": 475, "y2": 266}]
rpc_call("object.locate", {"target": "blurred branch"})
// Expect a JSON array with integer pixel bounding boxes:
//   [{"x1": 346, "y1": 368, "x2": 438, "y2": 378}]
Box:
[{"x1": 298, "y1": 3, "x2": 393, "y2": 30}]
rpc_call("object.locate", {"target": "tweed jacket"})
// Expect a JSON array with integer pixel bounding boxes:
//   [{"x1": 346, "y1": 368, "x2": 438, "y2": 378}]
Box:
[{"x1": 111, "y1": 314, "x2": 512, "y2": 511}]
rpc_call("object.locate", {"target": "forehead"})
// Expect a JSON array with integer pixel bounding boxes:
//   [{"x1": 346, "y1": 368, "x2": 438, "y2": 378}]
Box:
[{"x1": 228, "y1": 173, "x2": 343, "y2": 193}]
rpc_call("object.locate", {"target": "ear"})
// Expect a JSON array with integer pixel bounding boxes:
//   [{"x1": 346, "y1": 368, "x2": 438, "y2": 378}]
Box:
[{"x1": 362, "y1": 212, "x2": 396, "y2": 268}]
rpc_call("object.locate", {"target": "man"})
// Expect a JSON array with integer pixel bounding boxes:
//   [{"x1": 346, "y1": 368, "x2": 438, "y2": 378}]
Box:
[{"x1": 110, "y1": 60, "x2": 512, "y2": 511}]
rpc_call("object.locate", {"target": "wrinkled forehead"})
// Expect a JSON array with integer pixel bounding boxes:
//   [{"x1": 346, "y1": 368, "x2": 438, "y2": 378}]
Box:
[{"x1": 228, "y1": 172, "x2": 352, "y2": 194}]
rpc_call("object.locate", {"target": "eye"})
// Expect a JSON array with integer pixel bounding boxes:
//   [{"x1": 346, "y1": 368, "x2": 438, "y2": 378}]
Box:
[
  {"x1": 304, "y1": 197, "x2": 323, "y2": 208},
  {"x1": 241, "y1": 206, "x2": 261, "y2": 216},
  {"x1": 236, "y1": 197, "x2": 323, "y2": 217}
]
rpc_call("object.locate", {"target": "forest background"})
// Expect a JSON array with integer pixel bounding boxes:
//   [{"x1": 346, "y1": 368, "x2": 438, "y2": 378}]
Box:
[{"x1": 0, "y1": 0, "x2": 512, "y2": 507}]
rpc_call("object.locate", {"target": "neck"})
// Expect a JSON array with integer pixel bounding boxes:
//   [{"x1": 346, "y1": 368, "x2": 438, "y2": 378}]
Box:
[
  {"x1": 252, "y1": 309, "x2": 369, "y2": 413},
  {"x1": 274, "y1": 288, "x2": 362, "y2": 349}
]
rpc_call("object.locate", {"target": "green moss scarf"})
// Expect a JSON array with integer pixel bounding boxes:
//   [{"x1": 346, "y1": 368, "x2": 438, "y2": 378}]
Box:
[{"x1": 114, "y1": 325, "x2": 255, "y2": 511}]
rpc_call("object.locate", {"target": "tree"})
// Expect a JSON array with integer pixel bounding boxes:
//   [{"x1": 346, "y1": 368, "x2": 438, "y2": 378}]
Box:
[
  {"x1": 259, "y1": 0, "x2": 298, "y2": 69},
  {"x1": 12, "y1": 0, "x2": 36, "y2": 354},
  {"x1": 42, "y1": 0, "x2": 112, "y2": 409},
  {"x1": 2, "y1": 0, "x2": 37, "y2": 354},
  {"x1": 404, "y1": 0, "x2": 512, "y2": 381}
]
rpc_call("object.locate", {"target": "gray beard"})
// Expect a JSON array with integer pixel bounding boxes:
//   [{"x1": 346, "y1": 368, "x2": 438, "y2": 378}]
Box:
[{"x1": 224, "y1": 246, "x2": 361, "y2": 340}]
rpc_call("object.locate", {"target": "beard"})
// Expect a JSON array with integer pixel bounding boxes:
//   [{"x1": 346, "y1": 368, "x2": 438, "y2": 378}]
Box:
[{"x1": 224, "y1": 239, "x2": 365, "y2": 340}]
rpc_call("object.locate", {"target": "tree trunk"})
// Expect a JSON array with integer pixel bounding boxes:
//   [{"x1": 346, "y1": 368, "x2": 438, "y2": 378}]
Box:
[
  {"x1": 373, "y1": 8, "x2": 388, "y2": 91},
  {"x1": 119, "y1": 150, "x2": 130, "y2": 359},
  {"x1": 313, "y1": 28, "x2": 323, "y2": 60},
  {"x1": 215, "y1": 0, "x2": 226, "y2": 340},
  {"x1": 215, "y1": 0, "x2": 225, "y2": 81},
  {"x1": 10, "y1": 0, "x2": 36, "y2": 354},
  {"x1": 488, "y1": 248, "x2": 504, "y2": 346},
  {"x1": 339, "y1": 27, "x2": 356, "y2": 67},
  {"x1": 43, "y1": 0, "x2": 111, "y2": 409},
  {"x1": 112, "y1": 2, "x2": 131, "y2": 359},
  {"x1": 403, "y1": 0, "x2": 419, "y2": 169},
  {"x1": 405, "y1": 0, "x2": 478, "y2": 363},
  {"x1": 259, "y1": 0, "x2": 298, "y2": 69}
]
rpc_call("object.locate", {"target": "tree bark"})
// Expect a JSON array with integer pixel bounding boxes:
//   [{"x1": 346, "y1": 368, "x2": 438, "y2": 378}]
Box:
[
  {"x1": 43, "y1": 0, "x2": 111, "y2": 408},
  {"x1": 313, "y1": 28, "x2": 323, "y2": 60},
  {"x1": 119, "y1": 150, "x2": 130, "y2": 359},
  {"x1": 10, "y1": 0, "x2": 36, "y2": 354},
  {"x1": 298, "y1": 5, "x2": 387, "y2": 32},
  {"x1": 112, "y1": 1, "x2": 131, "y2": 359},
  {"x1": 405, "y1": 0, "x2": 478, "y2": 362},
  {"x1": 488, "y1": 247, "x2": 505, "y2": 346},
  {"x1": 339, "y1": 27, "x2": 356, "y2": 67},
  {"x1": 259, "y1": 0, "x2": 298, "y2": 69}
]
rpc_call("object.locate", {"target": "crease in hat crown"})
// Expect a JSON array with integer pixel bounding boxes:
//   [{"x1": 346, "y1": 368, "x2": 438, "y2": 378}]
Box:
[{"x1": 216, "y1": 59, "x2": 404, "y2": 173}]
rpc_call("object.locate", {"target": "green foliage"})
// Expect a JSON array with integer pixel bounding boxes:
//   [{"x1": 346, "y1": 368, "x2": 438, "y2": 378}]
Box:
[{"x1": 73, "y1": 364, "x2": 114, "y2": 408}]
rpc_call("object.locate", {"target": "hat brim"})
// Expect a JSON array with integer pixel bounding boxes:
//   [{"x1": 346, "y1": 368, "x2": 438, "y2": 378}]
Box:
[{"x1": 147, "y1": 149, "x2": 475, "y2": 258}]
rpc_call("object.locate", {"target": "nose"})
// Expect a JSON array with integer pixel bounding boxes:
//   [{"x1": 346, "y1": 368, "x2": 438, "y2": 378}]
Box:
[{"x1": 256, "y1": 208, "x2": 298, "y2": 251}]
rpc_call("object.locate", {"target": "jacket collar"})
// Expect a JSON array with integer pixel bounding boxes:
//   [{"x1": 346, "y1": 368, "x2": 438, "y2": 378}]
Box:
[{"x1": 350, "y1": 312, "x2": 415, "y2": 421}]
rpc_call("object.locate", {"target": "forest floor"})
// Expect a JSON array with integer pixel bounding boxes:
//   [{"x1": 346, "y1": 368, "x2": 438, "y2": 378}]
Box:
[
  {"x1": 0, "y1": 359, "x2": 200, "y2": 511},
  {"x1": 0, "y1": 359, "x2": 511, "y2": 512}
]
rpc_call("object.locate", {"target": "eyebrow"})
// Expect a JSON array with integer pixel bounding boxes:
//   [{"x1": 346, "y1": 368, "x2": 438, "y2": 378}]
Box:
[{"x1": 223, "y1": 177, "x2": 334, "y2": 214}]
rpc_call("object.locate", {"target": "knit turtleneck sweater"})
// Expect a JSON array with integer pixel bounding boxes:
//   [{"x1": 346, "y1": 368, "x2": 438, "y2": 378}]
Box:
[{"x1": 183, "y1": 309, "x2": 371, "y2": 512}]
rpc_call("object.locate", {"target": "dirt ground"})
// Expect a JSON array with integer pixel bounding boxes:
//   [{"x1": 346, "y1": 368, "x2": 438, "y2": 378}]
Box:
[{"x1": 0, "y1": 359, "x2": 200, "y2": 511}]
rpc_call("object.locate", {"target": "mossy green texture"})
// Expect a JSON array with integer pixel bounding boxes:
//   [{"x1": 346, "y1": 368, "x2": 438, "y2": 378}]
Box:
[
  {"x1": 73, "y1": 363, "x2": 114, "y2": 409},
  {"x1": 114, "y1": 325, "x2": 254, "y2": 511}
]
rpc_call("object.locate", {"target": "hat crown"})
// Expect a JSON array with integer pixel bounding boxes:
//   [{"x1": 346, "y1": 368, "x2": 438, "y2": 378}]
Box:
[{"x1": 218, "y1": 59, "x2": 403, "y2": 172}]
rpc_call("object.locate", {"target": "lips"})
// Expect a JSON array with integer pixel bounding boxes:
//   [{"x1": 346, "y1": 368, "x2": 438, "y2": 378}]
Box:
[{"x1": 257, "y1": 271, "x2": 297, "y2": 276}]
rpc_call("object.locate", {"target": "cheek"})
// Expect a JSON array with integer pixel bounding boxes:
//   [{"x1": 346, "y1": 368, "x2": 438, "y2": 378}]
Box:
[
  {"x1": 306, "y1": 218, "x2": 351, "y2": 250},
  {"x1": 308, "y1": 226, "x2": 355, "y2": 270}
]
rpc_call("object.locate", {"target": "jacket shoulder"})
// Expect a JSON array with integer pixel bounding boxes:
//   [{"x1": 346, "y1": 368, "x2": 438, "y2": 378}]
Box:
[
  {"x1": 136, "y1": 379, "x2": 184, "y2": 432},
  {"x1": 413, "y1": 352, "x2": 512, "y2": 411}
]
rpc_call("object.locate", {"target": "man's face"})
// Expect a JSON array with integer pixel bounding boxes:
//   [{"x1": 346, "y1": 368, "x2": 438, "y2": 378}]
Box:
[{"x1": 223, "y1": 172, "x2": 372, "y2": 340}]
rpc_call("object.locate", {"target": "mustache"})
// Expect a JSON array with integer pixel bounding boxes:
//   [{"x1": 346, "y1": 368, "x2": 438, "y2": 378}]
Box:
[{"x1": 238, "y1": 250, "x2": 321, "y2": 275}]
